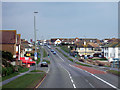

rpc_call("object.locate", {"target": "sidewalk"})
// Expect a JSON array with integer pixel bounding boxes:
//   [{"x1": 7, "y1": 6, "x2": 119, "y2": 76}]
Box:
[
  {"x1": 1, "y1": 47, "x2": 48, "y2": 87},
  {"x1": 56, "y1": 47, "x2": 119, "y2": 71}
]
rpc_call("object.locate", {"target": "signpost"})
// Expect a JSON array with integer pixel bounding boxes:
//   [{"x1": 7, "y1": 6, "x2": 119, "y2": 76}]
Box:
[{"x1": 34, "y1": 52, "x2": 37, "y2": 60}]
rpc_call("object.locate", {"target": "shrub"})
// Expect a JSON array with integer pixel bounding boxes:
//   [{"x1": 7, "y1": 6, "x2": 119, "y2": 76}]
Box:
[
  {"x1": 2, "y1": 67, "x2": 7, "y2": 76},
  {"x1": 6, "y1": 67, "x2": 14, "y2": 75},
  {"x1": 1, "y1": 51, "x2": 13, "y2": 62}
]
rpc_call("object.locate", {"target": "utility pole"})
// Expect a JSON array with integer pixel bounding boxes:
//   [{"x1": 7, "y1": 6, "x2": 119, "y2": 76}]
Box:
[
  {"x1": 84, "y1": 36, "x2": 87, "y2": 62},
  {"x1": 34, "y1": 11, "x2": 38, "y2": 70}
]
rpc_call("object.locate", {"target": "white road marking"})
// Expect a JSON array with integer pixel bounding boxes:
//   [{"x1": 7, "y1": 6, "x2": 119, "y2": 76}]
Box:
[
  {"x1": 59, "y1": 64, "x2": 76, "y2": 88},
  {"x1": 90, "y1": 73, "x2": 117, "y2": 89},
  {"x1": 85, "y1": 79, "x2": 94, "y2": 88},
  {"x1": 69, "y1": 64, "x2": 118, "y2": 89},
  {"x1": 46, "y1": 67, "x2": 50, "y2": 73},
  {"x1": 73, "y1": 84, "x2": 76, "y2": 88},
  {"x1": 85, "y1": 79, "x2": 89, "y2": 82},
  {"x1": 56, "y1": 53, "x2": 65, "y2": 62},
  {"x1": 71, "y1": 79, "x2": 74, "y2": 83},
  {"x1": 89, "y1": 83, "x2": 95, "y2": 88}
]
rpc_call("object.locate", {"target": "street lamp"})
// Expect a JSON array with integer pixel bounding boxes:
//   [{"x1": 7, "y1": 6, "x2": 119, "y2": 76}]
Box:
[{"x1": 34, "y1": 11, "x2": 38, "y2": 70}]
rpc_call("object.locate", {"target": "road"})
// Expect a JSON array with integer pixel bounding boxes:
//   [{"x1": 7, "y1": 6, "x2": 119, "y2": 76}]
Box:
[{"x1": 38, "y1": 46, "x2": 119, "y2": 89}]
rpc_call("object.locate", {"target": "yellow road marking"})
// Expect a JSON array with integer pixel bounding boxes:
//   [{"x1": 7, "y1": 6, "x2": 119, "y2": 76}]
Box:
[{"x1": 35, "y1": 74, "x2": 47, "y2": 88}]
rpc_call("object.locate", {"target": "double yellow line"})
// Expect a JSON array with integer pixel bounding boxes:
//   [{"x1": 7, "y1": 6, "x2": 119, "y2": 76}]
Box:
[{"x1": 35, "y1": 74, "x2": 47, "y2": 88}]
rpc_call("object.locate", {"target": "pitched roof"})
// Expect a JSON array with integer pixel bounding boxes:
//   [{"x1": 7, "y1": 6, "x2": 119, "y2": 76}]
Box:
[
  {"x1": 103, "y1": 42, "x2": 120, "y2": 47},
  {"x1": 88, "y1": 42, "x2": 99, "y2": 48},
  {"x1": 0, "y1": 30, "x2": 16, "y2": 44}
]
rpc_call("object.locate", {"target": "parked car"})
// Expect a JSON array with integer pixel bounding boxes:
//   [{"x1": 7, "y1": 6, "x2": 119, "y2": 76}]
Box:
[
  {"x1": 41, "y1": 62, "x2": 48, "y2": 67},
  {"x1": 53, "y1": 51, "x2": 56, "y2": 55},
  {"x1": 88, "y1": 56, "x2": 93, "y2": 59},
  {"x1": 108, "y1": 58, "x2": 119, "y2": 63}
]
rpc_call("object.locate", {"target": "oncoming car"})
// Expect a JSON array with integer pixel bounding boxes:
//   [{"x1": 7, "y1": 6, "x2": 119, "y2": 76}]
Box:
[
  {"x1": 53, "y1": 51, "x2": 56, "y2": 55},
  {"x1": 41, "y1": 62, "x2": 48, "y2": 67}
]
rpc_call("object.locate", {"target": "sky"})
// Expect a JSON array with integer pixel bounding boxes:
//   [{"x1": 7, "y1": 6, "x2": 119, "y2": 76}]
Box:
[{"x1": 2, "y1": 2, "x2": 118, "y2": 41}]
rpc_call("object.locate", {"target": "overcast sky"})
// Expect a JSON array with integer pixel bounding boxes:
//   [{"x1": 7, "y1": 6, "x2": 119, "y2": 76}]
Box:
[{"x1": 2, "y1": 2, "x2": 118, "y2": 41}]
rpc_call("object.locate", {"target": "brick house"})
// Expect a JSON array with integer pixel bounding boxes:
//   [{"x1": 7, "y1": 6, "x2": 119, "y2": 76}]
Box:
[{"x1": 0, "y1": 30, "x2": 17, "y2": 58}]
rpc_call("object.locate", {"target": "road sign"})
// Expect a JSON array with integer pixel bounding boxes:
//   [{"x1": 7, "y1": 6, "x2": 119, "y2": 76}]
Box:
[
  {"x1": 34, "y1": 52, "x2": 37, "y2": 57},
  {"x1": 34, "y1": 52, "x2": 37, "y2": 60}
]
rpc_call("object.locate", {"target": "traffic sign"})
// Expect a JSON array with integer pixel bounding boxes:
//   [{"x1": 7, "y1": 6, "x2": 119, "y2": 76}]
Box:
[
  {"x1": 34, "y1": 52, "x2": 37, "y2": 60},
  {"x1": 34, "y1": 52, "x2": 37, "y2": 57}
]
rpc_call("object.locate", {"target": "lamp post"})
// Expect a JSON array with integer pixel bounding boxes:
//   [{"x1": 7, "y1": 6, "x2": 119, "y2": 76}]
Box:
[{"x1": 34, "y1": 11, "x2": 38, "y2": 70}]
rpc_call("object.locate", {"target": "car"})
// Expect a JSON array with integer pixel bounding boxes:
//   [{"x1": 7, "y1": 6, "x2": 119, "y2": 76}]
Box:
[
  {"x1": 88, "y1": 56, "x2": 93, "y2": 59},
  {"x1": 41, "y1": 62, "x2": 48, "y2": 67},
  {"x1": 51, "y1": 49, "x2": 54, "y2": 52},
  {"x1": 47, "y1": 45, "x2": 51, "y2": 49},
  {"x1": 108, "y1": 58, "x2": 119, "y2": 63},
  {"x1": 53, "y1": 51, "x2": 56, "y2": 55}
]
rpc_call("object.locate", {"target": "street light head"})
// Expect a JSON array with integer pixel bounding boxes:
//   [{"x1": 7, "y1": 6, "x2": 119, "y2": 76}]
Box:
[{"x1": 34, "y1": 12, "x2": 38, "y2": 13}]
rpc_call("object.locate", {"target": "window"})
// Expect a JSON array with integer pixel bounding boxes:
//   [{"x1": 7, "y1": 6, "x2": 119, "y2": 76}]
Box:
[
  {"x1": 88, "y1": 48, "x2": 92, "y2": 50},
  {"x1": 80, "y1": 48, "x2": 84, "y2": 50}
]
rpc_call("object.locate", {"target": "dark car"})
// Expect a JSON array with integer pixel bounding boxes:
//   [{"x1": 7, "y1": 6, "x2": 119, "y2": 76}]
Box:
[
  {"x1": 51, "y1": 49, "x2": 54, "y2": 52},
  {"x1": 53, "y1": 51, "x2": 56, "y2": 55},
  {"x1": 41, "y1": 62, "x2": 48, "y2": 67},
  {"x1": 88, "y1": 56, "x2": 93, "y2": 59}
]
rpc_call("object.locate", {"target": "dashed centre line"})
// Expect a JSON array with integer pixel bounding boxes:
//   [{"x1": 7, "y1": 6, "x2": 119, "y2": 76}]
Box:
[{"x1": 59, "y1": 64, "x2": 76, "y2": 88}]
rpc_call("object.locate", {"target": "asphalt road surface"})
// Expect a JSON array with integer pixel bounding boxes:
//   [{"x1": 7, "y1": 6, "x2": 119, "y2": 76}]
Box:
[{"x1": 38, "y1": 46, "x2": 119, "y2": 89}]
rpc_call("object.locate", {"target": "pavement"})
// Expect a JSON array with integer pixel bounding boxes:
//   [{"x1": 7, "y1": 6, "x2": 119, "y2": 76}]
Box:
[
  {"x1": 1, "y1": 46, "x2": 49, "y2": 87},
  {"x1": 38, "y1": 46, "x2": 119, "y2": 89},
  {"x1": 0, "y1": 66, "x2": 35, "y2": 86}
]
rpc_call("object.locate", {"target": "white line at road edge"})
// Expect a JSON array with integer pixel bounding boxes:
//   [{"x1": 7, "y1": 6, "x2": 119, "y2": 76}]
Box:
[
  {"x1": 56, "y1": 53, "x2": 65, "y2": 62},
  {"x1": 59, "y1": 64, "x2": 76, "y2": 88},
  {"x1": 69, "y1": 64, "x2": 118, "y2": 89},
  {"x1": 46, "y1": 67, "x2": 50, "y2": 73}
]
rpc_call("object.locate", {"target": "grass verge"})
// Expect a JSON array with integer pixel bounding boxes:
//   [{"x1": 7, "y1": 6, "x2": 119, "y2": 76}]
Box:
[
  {"x1": 75, "y1": 62, "x2": 92, "y2": 67},
  {"x1": 19, "y1": 68, "x2": 29, "y2": 73},
  {"x1": 43, "y1": 59, "x2": 50, "y2": 64},
  {"x1": 68, "y1": 58, "x2": 74, "y2": 62},
  {"x1": 2, "y1": 73, "x2": 46, "y2": 88},
  {"x1": 60, "y1": 46, "x2": 69, "y2": 53},
  {"x1": 56, "y1": 48, "x2": 68, "y2": 58},
  {"x1": 31, "y1": 70, "x2": 44, "y2": 72},
  {"x1": 107, "y1": 70, "x2": 120, "y2": 77},
  {"x1": 2, "y1": 67, "x2": 29, "y2": 81},
  {"x1": 90, "y1": 58, "x2": 107, "y2": 61},
  {"x1": 43, "y1": 48, "x2": 47, "y2": 58},
  {"x1": 2, "y1": 72, "x2": 19, "y2": 81}
]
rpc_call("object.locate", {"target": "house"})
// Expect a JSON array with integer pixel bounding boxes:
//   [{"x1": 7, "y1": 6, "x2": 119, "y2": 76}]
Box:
[
  {"x1": 21, "y1": 39, "x2": 32, "y2": 53},
  {"x1": 0, "y1": 30, "x2": 17, "y2": 58},
  {"x1": 103, "y1": 42, "x2": 120, "y2": 59},
  {"x1": 16, "y1": 34, "x2": 21, "y2": 60},
  {"x1": 54, "y1": 39, "x2": 61, "y2": 45},
  {"x1": 76, "y1": 42, "x2": 102, "y2": 56}
]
